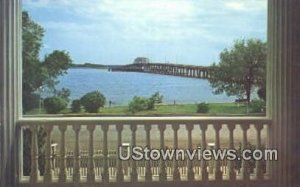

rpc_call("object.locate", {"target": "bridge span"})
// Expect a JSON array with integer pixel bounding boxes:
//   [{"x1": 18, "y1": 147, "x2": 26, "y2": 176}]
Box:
[{"x1": 108, "y1": 63, "x2": 210, "y2": 79}]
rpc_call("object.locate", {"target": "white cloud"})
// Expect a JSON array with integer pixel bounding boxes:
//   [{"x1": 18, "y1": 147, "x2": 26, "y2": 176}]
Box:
[
  {"x1": 23, "y1": 0, "x2": 267, "y2": 64},
  {"x1": 224, "y1": 1, "x2": 267, "y2": 12}
]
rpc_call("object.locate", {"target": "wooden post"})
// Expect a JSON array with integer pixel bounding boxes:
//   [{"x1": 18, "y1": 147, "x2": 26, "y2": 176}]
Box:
[
  {"x1": 172, "y1": 124, "x2": 181, "y2": 181},
  {"x1": 72, "y1": 124, "x2": 81, "y2": 183},
  {"x1": 116, "y1": 124, "x2": 124, "y2": 182},
  {"x1": 44, "y1": 125, "x2": 53, "y2": 183},
  {"x1": 186, "y1": 124, "x2": 194, "y2": 181},
  {"x1": 227, "y1": 123, "x2": 236, "y2": 181},
  {"x1": 144, "y1": 125, "x2": 152, "y2": 181},
  {"x1": 158, "y1": 124, "x2": 167, "y2": 181},
  {"x1": 87, "y1": 125, "x2": 96, "y2": 182},
  {"x1": 30, "y1": 125, "x2": 39, "y2": 183},
  {"x1": 101, "y1": 124, "x2": 109, "y2": 182},
  {"x1": 200, "y1": 124, "x2": 208, "y2": 181}
]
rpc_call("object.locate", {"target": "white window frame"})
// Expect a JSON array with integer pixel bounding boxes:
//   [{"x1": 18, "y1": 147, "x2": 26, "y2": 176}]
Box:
[{"x1": 1, "y1": 0, "x2": 300, "y2": 187}]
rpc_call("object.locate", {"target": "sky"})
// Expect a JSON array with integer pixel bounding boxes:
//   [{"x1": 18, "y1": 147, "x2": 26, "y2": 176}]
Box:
[{"x1": 23, "y1": 0, "x2": 267, "y2": 66}]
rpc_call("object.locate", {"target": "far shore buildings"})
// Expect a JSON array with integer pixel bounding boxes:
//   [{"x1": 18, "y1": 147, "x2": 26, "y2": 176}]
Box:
[{"x1": 133, "y1": 57, "x2": 150, "y2": 64}]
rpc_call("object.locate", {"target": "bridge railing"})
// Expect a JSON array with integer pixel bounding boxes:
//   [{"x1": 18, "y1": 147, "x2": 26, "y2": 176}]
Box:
[{"x1": 109, "y1": 63, "x2": 210, "y2": 78}]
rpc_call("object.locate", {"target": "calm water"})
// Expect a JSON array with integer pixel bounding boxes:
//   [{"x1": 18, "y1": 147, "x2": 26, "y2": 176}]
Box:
[{"x1": 57, "y1": 68, "x2": 235, "y2": 106}]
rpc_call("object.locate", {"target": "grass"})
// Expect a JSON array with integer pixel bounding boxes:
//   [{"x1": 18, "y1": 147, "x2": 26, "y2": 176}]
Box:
[{"x1": 25, "y1": 102, "x2": 264, "y2": 116}]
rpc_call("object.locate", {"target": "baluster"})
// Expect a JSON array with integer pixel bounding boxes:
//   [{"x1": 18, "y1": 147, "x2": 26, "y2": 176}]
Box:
[
  {"x1": 116, "y1": 124, "x2": 124, "y2": 182},
  {"x1": 30, "y1": 125, "x2": 39, "y2": 183},
  {"x1": 227, "y1": 123, "x2": 236, "y2": 181},
  {"x1": 186, "y1": 124, "x2": 194, "y2": 181},
  {"x1": 255, "y1": 123, "x2": 264, "y2": 180},
  {"x1": 130, "y1": 124, "x2": 138, "y2": 182},
  {"x1": 72, "y1": 125, "x2": 81, "y2": 182},
  {"x1": 144, "y1": 125, "x2": 152, "y2": 181},
  {"x1": 200, "y1": 124, "x2": 208, "y2": 181},
  {"x1": 158, "y1": 124, "x2": 167, "y2": 181},
  {"x1": 87, "y1": 125, "x2": 96, "y2": 182},
  {"x1": 241, "y1": 124, "x2": 250, "y2": 180},
  {"x1": 58, "y1": 125, "x2": 67, "y2": 183},
  {"x1": 44, "y1": 125, "x2": 53, "y2": 183},
  {"x1": 172, "y1": 124, "x2": 181, "y2": 181},
  {"x1": 101, "y1": 124, "x2": 109, "y2": 182},
  {"x1": 213, "y1": 124, "x2": 222, "y2": 181}
]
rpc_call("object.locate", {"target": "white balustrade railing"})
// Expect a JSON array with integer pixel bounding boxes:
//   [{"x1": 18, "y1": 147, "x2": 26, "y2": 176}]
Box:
[{"x1": 17, "y1": 117, "x2": 272, "y2": 187}]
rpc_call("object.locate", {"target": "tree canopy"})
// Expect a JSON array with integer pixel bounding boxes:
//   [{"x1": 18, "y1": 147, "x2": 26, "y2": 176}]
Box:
[
  {"x1": 22, "y1": 11, "x2": 72, "y2": 112},
  {"x1": 208, "y1": 39, "x2": 266, "y2": 102}
]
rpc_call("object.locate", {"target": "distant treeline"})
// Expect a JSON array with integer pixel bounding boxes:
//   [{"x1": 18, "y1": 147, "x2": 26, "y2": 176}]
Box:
[{"x1": 71, "y1": 63, "x2": 108, "y2": 69}]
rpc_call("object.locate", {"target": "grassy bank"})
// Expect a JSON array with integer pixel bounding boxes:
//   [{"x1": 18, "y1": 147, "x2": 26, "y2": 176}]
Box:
[{"x1": 25, "y1": 102, "x2": 264, "y2": 116}]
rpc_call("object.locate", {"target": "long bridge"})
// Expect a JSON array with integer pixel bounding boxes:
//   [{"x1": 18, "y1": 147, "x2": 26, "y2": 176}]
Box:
[{"x1": 108, "y1": 62, "x2": 210, "y2": 79}]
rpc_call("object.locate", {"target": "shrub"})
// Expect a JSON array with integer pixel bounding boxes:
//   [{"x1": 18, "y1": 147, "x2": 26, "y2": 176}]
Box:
[
  {"x1": 257, "y1": 87, "x2": 266, "y2": 101},
  {"x1": 71, "y1": 99, "x2": 81, "y2": 113},
  {"x1": 23, "y1": 93, "x2": 40, "y2": 113},
  {"x1": 44, "y1": 96, "x2": 67, "y2": 114},
  {"x1": 56, "y1": 88, "x2": 71, "y2": 103},
  {"x1": 148, "y1": 91, "x2": 163, "y2": 110},
  {"x1": 196, "y1": 102, "x2": 209, "y2": 113},
  {"x1": 249, "y1": 99, "x2": 266, "y2": 113},
  {"x1": 80, "y1": 91, "x2": 106, "y2": 113},
  {"x1": 128, "y1": 96, "x2": 149, "y2": 113},
  {"x1": 128, "y1": 92, "x2": 164, "y2": 113}
]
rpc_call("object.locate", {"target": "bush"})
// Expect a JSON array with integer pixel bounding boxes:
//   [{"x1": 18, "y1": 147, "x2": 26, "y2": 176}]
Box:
[
  {"x1": 44, "y1": 96, "x2": 67, "y2": 114},
  {"x1": 128, "y1": 92, "x2": 164, "y2": 113},
  {"x1": 80, "y1": 91, "x2": 106, "y2": 113},
  {"x1": 196, "y1": 102, "x2": 209, "y2": 113},
  {"x1": 56, "y1": 88, "x2": 71, "y2": 103},
  {"x1": 71, "y1": 99, "x2": 81, "y2": 113},
  {"x1": 128, "y1": 96, "x2": 149, "y2": 113},
  {"x1": 148, "y1": 91, "x2": 163, "y2": 110},
  {"x1": 249, "y1": 99, "x2": 266, "y2": 113},
  {"x1": 23, "y1": 93, "x2": 40, "y2": 113},
  {"x1": 257, "y1": 87, "x2": 266, "y2": 101}
]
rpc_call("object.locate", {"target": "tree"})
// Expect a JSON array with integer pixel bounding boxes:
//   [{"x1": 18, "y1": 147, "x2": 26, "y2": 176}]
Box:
[
  {"x1": 71, "y1": 99, "x2": 81, "y2": 113},
  {"x1": 22, "y1": 11, "x2": 45, "y2": 112},
  {"x1": 22, "y1": 11, "x2": 72, "y2": 176},
  {"x1": 22, "y1": 11, "x2": 72, "y2": 112},
  {"x1": 209, "y1": 39, "x2": 266, "y2": 102},
  {"x1": 80, "y1": 91, "x2": 106, "y2": 113}
]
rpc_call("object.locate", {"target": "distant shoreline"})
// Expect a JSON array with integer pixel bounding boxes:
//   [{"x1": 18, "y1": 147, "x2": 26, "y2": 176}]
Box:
[{"x1": 70, "y1": 63, "x2": 108, "y2": 69}]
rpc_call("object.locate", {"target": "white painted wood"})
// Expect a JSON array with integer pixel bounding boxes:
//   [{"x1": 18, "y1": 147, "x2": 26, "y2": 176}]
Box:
[
  {"x1": 158, "y1": 124, "x2": 167, "y2": 181},
  {"x1": 58, "y1": 125, "x2": 67, "y2": 182},
  {"x1": 18, "y1": 117, "x2": 272, "y2": 126},
  {"x1": 213, "y1": 124, "x2": 222, "y2": 181},
  {"x1": 144, "y1": 125, "x2": 152, "y2": 181},
  {"x1": 86, "y1": 125, "x2": 95, "y2": 182},
  {"x1": 101, "y1": 124, "x2": 109, "y2": 182},
  {"x1": 0, "y1": 0, "x2": 22, "y2": 186},
  {"x1": 29, "y1": 125, "x2": 39, "y2": 183},
  {"x1": 227, "y1": 123, "x2": 236, "y2": 181},
  {"x1": 116, "y1": 124, "x2": 124, "y2": 182},
  {"x1": 241, "y1": 124, "x2": 250, "y2": 180},
  {"x1": 172, "y1": 124, "x2": 181, "y2": 181},
  {"x1": 255, "y1": 123, "x2": 264, "y2": 180},
  {"x1": 130, "y1": 124, "x2": 138, "y2": 182},
  {"x1": 1, "y1": 0, "x2": 300, "y2": 186},
  {"x1": 72, "y1": 125, "x2": 81, "y2": 183},
  {"x1": 200, "y1": 124, "x2": 208, "y2": 181},
  {"x1": 44, "y1": 125, "x2": 53, "y2": 183},
  {"x1": 186, "y1": 124, "x2": 194, "y2": 181}
]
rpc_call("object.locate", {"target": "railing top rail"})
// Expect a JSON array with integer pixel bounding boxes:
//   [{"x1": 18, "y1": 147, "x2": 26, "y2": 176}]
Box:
[{"x1": 17, "y1": 116, "x2": 271, "y2": 126}]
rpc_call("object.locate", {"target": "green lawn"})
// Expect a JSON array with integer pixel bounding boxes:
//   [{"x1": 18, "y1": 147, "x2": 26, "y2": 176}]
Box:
[{"x1": 25, "y1": 102, "x2": 264, "y2": 116}]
